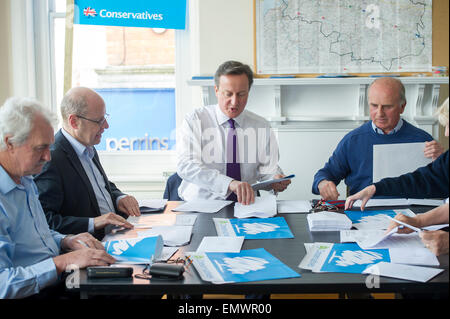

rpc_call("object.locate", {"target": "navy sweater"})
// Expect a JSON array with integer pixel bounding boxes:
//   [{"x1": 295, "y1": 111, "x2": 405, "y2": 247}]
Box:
[
  {"x1": 374, "y1": 150, "x2": 449, "y2": 199},
  {"x1": 312, "y1": 120, "x2": 434, "y2": 196}
]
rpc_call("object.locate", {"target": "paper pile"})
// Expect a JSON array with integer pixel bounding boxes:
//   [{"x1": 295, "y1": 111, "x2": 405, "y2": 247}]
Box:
[
  {"x1": 307, "y1": 212, "x2": 352, "y2": 231},
  {"x1": 234, "y1": 194, "x2": 277, "y2": 218}
]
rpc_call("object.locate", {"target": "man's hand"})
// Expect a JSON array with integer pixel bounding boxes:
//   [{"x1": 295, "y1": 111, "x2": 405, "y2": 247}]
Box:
[
  {"x1": 93, "y1": 212, "x2": 134, "y2": 230},
  {"x1": 61, "y1": 233, "x2": 105, "y2": 251},
  {"x1": 345, "y1": 185, "x2": 376, "y2": 211},
  {"x1": 420, "y1": 230, "x2": 449, "y2": 256},
  {"x1": 318, "y1": 180, "x2": 339, "y2": 201},
  {"x1": 424, "y1": 140, "x2": 444, "y2": 161},
  {"x1": 117, "y1": 195, "x2": 140, "y2": 216},
  {"x1": 229, "y1": 180, "x2": 255, "y2": 205},
  {"x1": 271, "y1": 174, "x2": 291, "y2": 192},
  {"x1": 53, "y1": 249, "x2": 116, "y2": 275}
]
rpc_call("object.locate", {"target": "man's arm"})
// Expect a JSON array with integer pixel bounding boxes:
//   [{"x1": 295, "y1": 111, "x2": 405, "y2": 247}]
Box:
[
  {"x1": 177, "y1": 116, "x2": 233, "y2": 197},
  {"x1": 34, "y1": 160, "x2": 89, "y2": 234}
]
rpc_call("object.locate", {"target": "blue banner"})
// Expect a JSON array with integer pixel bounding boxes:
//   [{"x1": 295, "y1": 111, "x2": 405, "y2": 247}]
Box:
[{"x1": 74, "y1": 0, "x2": 186, "y2": 29}]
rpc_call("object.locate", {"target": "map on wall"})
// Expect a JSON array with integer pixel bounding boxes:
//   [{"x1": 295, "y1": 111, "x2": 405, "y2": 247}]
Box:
[{"x1": 255, "y1": 0, "x2": 432, "y2": 75}]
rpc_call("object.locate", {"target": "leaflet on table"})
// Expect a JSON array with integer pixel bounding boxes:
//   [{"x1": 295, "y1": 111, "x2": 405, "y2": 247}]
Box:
[
  {"x1": 299, "y1": 243, "x2": 390, "y2": 274},
  {"x1": 277, "y1": 200, "x2": 312, "y2": 213},
  {"x1": 352, "y1": 198, "x2": 444, "y2": 208},
  {"x1": 188, "y1": 248, "x2": 300, "y2": 284},
  {"x1": 172, "y1": 199, "x2": 233, "y2": 213},
  {"x1": 104, "y1": 235, "x2": 163, "y2": 264},
  {"x1": 363, "y1": 262, "x2": 444, "y2": 283},
  {"x1": 213, "y1": 217, "x2": 294, "y2": 239},
  {"x1": 251, "y1": 174, "x2": 295, "y2": 191},
  {"x1": 138, "y1": 199, "x2": 168, "y2": 213},
  {"x1": 137, "y1": 225, "x2": 193, "y2": 247},
  {"x1": 234, "y1": 194, "x2": 277, "y2": 218},
  {"x1": 345, "y1": 209, "x2": 415, "y2": 230}
]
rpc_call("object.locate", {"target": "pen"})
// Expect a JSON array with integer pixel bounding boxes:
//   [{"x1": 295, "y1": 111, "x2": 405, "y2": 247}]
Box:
[{"x1": 386, "y1": 216, "x2": 424, "y2": 232}]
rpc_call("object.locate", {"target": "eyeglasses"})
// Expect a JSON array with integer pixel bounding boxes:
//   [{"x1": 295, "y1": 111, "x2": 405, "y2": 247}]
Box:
[{"x1": 76, "y1": 113, "x2": 109, "y2": 126}]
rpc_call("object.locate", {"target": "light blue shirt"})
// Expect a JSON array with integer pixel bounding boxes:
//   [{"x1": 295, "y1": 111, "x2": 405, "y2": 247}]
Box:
[
  {"x1": 371, "y1": 118, "x2": 403, "y2": 135},
  {"x1": 61, "y1": 129, "x2": 124, "y2": 233},
  {"x1": 0, "y1": 165, "x2": 65, "y2": 299}
]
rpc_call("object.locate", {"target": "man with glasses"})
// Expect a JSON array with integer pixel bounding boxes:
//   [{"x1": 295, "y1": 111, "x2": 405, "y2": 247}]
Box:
[{"x1": 34, "y1": 87, "x2": 139, "y2": 239}]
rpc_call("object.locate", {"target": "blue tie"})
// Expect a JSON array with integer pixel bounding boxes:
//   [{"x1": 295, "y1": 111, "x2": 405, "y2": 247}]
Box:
[{"x1": 226, "y1": 119, "x2": 241, "y2": 201}]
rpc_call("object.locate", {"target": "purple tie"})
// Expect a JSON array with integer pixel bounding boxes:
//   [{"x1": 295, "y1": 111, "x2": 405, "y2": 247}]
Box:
[{"x1": 226, "y1": 119, "x2": 241, "y2": 201}]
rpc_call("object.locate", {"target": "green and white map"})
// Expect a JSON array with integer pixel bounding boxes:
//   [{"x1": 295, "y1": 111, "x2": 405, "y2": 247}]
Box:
[{"x1": 255, "y1": 0, "x2": 432, "y2": 74}]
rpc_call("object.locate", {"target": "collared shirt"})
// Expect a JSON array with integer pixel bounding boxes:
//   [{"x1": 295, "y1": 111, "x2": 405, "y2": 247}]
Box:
[
  {"x1": 0, "y1": 165, "x2": 65, "y2": 298},
  {"x1": 61, "y1": 129, "x2": 123, "y2": 233},
  {"x1": 177, "y1": 104, "x2": 283, "y2": 201},
  {"x1": 371, "y1": 118, "x2": 404, "y2": 135}
]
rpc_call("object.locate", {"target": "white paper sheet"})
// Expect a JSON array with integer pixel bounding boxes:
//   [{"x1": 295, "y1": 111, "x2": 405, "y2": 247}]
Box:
[
  {"x1": 172, "y1": 200, "x2": 233, "y2": 213},
  {"x1": 389, "y1": 247, "x2": 440, "y2": 266},
  {"x1": 363, "y1": 262, "x2": 444, "y2": 282},
  {"x1": 175, "y1": 214, "x2": 198, "y2": 226},
  {"x1": 277, "y1": 200, "x2": 312, "y2": 213},
  {"x1": 196, "y1": 236, "x2": 244, "y2": 253},
  {"x1": 137, "y1": 225, "x2": 193, "y2": 247},
  {"x1": 234, "y1": 194, "x2": 277, "y2": 218},
  {"x1": 373, "y1": 142, "x2": 432, "y2": 183}
]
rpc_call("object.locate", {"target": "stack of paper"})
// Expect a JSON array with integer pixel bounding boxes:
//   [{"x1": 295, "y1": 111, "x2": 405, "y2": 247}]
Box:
[
  {"x1": 138, "y1": 199, "x2": 167, "y2": 213},
  {"x1": 234, "y1": 194, "x2": 277, "y2": 218},
  {"x1": 172, "y1": 199, "x2": 233, "y2": 213},
  {"x1": 277, "y1": 200, "x2": 312, "y2": 213},
  {"x1": 345, "y1": 209, "x2": 415, "y2": 230},
  {"x1": 307, "y1": 212, "x2": 352, "y2": 231},
  {"x1": 104, "y1": 235, "x2": 163, "y2": 264}
]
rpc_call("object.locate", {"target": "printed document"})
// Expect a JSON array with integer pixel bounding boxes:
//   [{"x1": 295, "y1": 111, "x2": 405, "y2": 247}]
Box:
[
  {"x1": 234, "y1": 194, "x2": 277, "y2": 218},
  {"x1": 373, "y1": 142, "x2": 432, "y2": 183},
  {"x1": 172, "y1": 199, "x2": 233, "y2": 213},
  {"x1": 277, "y1": 200, "x2": 312, "y2": 213},
  {"x1": 363, "y1": 262, "x2": 444, "y2": 282}
]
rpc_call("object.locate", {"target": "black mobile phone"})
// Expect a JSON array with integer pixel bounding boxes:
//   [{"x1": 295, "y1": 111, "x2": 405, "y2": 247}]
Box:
[{"x1": 87, "y1": 266, "x2": 133, "y2": 278}]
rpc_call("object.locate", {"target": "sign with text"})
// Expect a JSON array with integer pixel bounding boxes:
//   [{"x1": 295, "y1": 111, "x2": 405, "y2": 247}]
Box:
[{"x1": 74, "y1": 0, "x2": 187, "y2": 29}]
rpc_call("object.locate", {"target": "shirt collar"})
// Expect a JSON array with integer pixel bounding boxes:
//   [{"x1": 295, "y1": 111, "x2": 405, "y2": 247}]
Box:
[
  {"x1": 0, "y1": 164, "x2": 32, "y2": 194},
  {"x1": 371, "y1": 118, "x2": 403, "y2": 135},
  {"x1": 61, "y1": 128, "x2": 94, "y2": 159},
  {"x1": 215, "y1": 104, "x2": 245, "y2": 128}
]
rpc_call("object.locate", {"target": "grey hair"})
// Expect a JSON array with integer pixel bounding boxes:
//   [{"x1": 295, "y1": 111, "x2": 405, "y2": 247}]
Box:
[
  {"x1": 368, "y1": 77, "x2": 406, "y2": 105},
  {"x1": 0, "y1": 97, "x2": 58, "y2": 150},
  {"x1": 60, "y1": 89, "x2": 89, "y2": 121},
  {"x1": 435, "y1": 97, "x2": 449, "y2": 127},
  {"x1": 214, "y1": 61, "x2": 254, "y2": 90}
]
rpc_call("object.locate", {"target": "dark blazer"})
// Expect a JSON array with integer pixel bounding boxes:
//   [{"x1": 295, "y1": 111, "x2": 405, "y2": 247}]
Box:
[
  {"x1": 163, "y1": 173, "x2": 183, "y2": 201},
  {"x1": 34, "y1": 129, "x2": 125, "y2": 238}
]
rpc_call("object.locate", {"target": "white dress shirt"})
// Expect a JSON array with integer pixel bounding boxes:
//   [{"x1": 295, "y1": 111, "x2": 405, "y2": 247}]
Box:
[{"x1": 177, "y1": 104, "x2": 283, "y2": 201}]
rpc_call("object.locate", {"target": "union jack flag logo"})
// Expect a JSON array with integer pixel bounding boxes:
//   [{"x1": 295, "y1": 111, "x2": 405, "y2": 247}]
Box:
[{"x1": 83, "y1": 7, "x2": 97, "y2": 17}]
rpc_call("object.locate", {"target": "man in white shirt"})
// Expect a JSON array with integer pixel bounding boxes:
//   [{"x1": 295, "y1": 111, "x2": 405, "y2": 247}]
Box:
[{"x1": 177, "y1": 61, "x2": 291, "y2": 204}]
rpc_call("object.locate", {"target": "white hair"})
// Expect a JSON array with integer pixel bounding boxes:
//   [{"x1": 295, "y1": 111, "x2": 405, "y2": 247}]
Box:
[{"x1": 0, "y1": 97, "x2": 58, "y2": 150}]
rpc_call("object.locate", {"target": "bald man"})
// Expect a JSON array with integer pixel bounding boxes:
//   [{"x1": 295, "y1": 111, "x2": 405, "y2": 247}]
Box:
[
  {"x1": 34, "y1": 87, "x2": 139, "y2": 239},
  {"x1": 312, "y1": 77, "x2": 443, "y2": 201}
]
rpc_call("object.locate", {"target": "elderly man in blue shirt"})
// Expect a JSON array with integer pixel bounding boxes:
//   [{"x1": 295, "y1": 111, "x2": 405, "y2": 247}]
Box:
[{"x1": 0, "y1": 97, "x2": 115, "y2": 299}]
